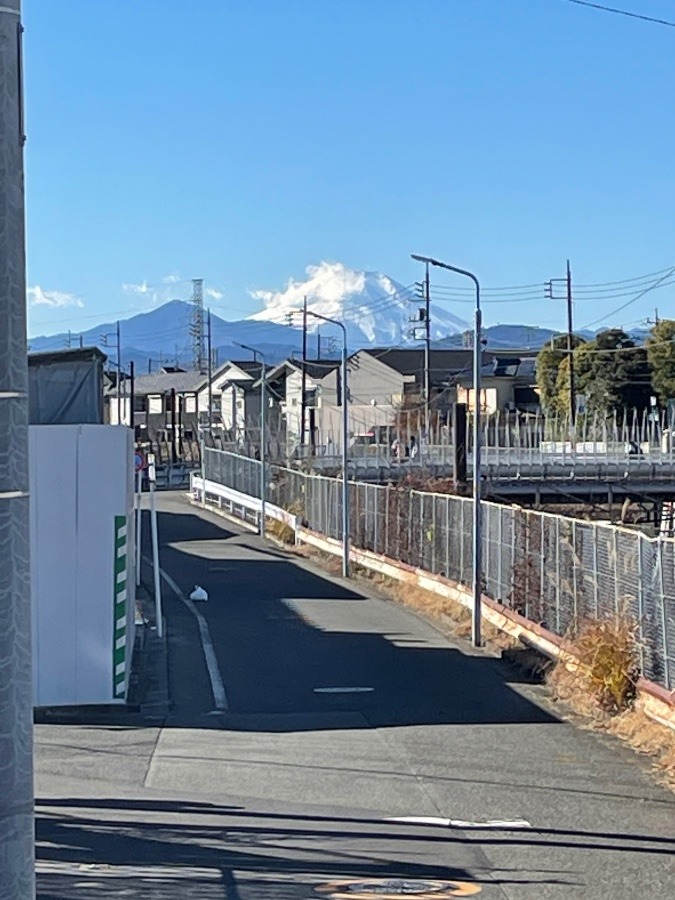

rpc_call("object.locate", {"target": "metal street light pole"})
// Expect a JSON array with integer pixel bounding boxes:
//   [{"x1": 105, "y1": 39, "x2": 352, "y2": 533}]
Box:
[
  {"x1": 304, "y1": 311, "x2": 350, "y2": 578},
  {"x1": 234, "y1": 342, "x2": 267, "y2": 539},
  {"x1": 0, "y1": 3, "x2": 35, "y2": 896},
  {"x1": 412, "y1": 254, "x2": 482, "y2": 647}
]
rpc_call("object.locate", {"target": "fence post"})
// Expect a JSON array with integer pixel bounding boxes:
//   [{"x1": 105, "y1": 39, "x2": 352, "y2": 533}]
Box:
[
  {"x1": 555, "y1": 517, "x2": 561, "y2": 633},
  {"x1": 497, "y1": 506, "x2": 503, "y2": 602},
  {"x1": 484, "y1": 503, "x2": 491, "y2": 596},
  {"x1": 572, "y1": 519, "x2": 578, "y2": 625},
  {"x1": 459, "y1": 501, "x2": 465, "y2": 583},
  {"x1": 539, "y1": 516, "x2": 546, "y2": 625},
  {"x1": 613, "y1": 527, "x2": 620, "y2": 619},
  {"x1": 593, "y1": 523, "x2": 600, "y2": 618},
  {"x1": 431, "y1": 495, "x2": 437, "y2": 573},
  {"x1": 522, "y1": 510, "x2": 528, "y2": 617},
  {"x1": 637, "y1": 535, "x2": 645, "y2": 676},
  {"x1": 419, "y1": 491, "x2": 424, "y2": 569},
  {"x1": 445, "y1": 495, "x2": 451, "y2": 579},
  {"x1": 657, "y1": 539, "x2": 672, "y2": 689}
]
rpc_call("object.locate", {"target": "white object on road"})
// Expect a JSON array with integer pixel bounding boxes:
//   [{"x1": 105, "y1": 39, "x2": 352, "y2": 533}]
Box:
[
  {"x1": 149, "y1": 562, "x2": 227, "y2": 712},
  {"x1": 385, "y1": 815, "x2": 532, "y2": 829},
  {"x1": 190, "y1": 585, "x2": 209, "y2": 602}
]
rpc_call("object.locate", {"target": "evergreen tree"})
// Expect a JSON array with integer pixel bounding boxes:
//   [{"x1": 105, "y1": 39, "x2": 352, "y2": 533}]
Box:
[
  {"x1": 646, "y1": 319, "x2": 675, "y2": 403},
  {"x1": 579, "y1": 329, "x2": 652, "y2": 418},
  {"x1": 536, "y1": 334, "x2": 585, "y2": 412}
]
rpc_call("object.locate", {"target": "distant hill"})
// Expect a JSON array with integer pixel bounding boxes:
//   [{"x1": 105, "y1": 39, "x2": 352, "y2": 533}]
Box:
[
  {"x1": 435, "y1": 324, "x2": 560, "y2": 350},
  {"x1": 28, "y1": 300, "x2": 306, "y2": 369},
  {"x1": 28, "y1": 285, "x2": 654, "y2": 373}
]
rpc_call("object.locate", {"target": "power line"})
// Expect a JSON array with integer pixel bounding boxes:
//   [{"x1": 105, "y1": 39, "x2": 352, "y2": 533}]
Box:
[
  {"x1": 580, "y1": 268, "x2": 675, "y2": 329},
  {"x1": 561, "y1": 0, "x2": 675, "y2": 28}
]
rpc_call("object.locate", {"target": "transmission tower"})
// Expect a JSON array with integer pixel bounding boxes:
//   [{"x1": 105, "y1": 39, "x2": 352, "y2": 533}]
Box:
[{"x1": 190, "y1": 278, "x2": 205, "y2": 372}]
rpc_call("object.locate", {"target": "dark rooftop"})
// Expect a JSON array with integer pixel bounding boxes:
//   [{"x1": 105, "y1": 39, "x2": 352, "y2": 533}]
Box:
[
  {"x1": 363, "y1": 348, "x2": 495, "y2": 383},
  {"x1": 28, "y1": 346, "x2": 107, "y2": 367},
  {"x1": 120, "y1": 370, "x2": 208, "y2": 397}
]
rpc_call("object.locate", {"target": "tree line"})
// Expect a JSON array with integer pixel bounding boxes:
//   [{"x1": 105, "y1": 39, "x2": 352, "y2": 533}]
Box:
[{"x1": 536, "y1": 321, "x2": 675, "y2": 417}]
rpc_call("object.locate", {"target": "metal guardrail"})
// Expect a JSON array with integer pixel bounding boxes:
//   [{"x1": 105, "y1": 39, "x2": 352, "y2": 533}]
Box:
[
  {"x1": 203, "y1": 447, "x2": 675, "y2": 690},
  {"x1": 190, "y1": 473, "x2": 301, "y2": 533}
]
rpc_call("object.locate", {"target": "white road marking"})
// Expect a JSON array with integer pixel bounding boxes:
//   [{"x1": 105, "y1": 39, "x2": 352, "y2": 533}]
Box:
[
  {"x1": 313, "y1": 686, "x2": 375, "y2": 694},
  {"x1": 385, "y1": 816, "x2": 532, "y2": 829},
  {"x1": 143, "y1": 555, "x2": 228, "y2": 712},
  {"x1": 35, "y1": 861, "x2": 221, "y2": 881},
  {"x1": 385, "y1": 816, "x2": 451, "y2": 826}
]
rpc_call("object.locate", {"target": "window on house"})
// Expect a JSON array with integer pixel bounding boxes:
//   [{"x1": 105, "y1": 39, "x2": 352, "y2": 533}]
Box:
[
  {"x1": 148, "y1": 395, "x2": 162, "y2": 414},
  {"x1": 184, "y1": 395, "x2": 197, "y2": 414}
]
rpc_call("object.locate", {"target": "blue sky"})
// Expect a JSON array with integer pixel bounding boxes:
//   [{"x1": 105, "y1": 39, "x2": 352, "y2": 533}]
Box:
[{"x1": 23, "y1": 0, "x2": 675, "y2": 338}]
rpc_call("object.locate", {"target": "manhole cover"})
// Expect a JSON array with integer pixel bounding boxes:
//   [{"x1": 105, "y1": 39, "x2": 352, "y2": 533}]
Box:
[
  {"x1": 348, "y1": 883, "x2": 447, "y2": 895},
  {"x1": 315, "y1": 879, "x2": 481, "y2": 899}
]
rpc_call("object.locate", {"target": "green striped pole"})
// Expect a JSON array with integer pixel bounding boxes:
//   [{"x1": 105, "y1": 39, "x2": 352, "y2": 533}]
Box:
[{"x1": 113, "y1": 515, "x2": 128, "y2": 699}]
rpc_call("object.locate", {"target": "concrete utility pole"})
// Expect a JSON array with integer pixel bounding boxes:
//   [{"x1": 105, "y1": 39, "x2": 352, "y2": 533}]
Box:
[
  {"x1": 412, "y1": 264, "x2": 432, "y2": 440},
  {"x1": 412, "y1": 254, "x2": 482, "y2": 647},
  {"x1": 424, "y1": 261, "x2": 431, "y2": 439},
  {"x1": 546, "y1": 261, "x2": 575, "y2": 428},
  {"x1": 207, "y1": 309, "x2": 213, "y2": 434},
  {"x1": 116, "y1": 319, "x2": 122, "y2": 425},
  {"x1": 0, "y1": 2, "x2": 35, "y2": 896},
  {"x1": 300, "y1": 295, "x2": 308, "y2": 448},
  {"x1": 305, "y1": 311, "x2": 350, "y2": 577},
  {"x1": 190, "y1": 278, "x2": 205, "y2": 373},
  {"x1": 234, "y1": 342, "x2": 267, "y2": 539}
]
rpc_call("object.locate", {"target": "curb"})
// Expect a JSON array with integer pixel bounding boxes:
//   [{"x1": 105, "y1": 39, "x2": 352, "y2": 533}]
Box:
[{"x1": 130, "y1": 583, "x2": 170, "y2": 721}]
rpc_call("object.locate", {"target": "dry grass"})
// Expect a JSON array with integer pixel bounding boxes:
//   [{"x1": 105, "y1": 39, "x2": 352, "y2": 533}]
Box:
[
  {"x1": 549, "y1": 617, "x2": 639, "y2": 716},
  {"x1": 546, "y1": 616, "x2": 675, "y2": 788},
  {"x1": 265, "y1": 501, "x2": 304, "y2": 545},
  {"x1": 265, "y1": 518, "x2": 296, "y2": 544}
]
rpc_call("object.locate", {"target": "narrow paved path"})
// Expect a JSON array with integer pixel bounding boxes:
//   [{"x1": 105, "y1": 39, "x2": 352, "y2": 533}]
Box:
[{"x1": 35, "y1": 491, "x2": 675, "y2": 899}]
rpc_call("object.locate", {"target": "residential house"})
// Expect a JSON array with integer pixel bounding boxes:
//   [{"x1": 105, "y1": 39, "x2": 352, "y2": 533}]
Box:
[
  {"x1": 455, "y1": 356, "x2": 539, "y2": 414},
  {"x1": 211, "y1": 360, "x2": 266, "y2": 435},
  {"x1": 336, "y1": 348, "x2": 496, "y2": 430},
  {"x1": 261, "y1": 358, "x2": 342, "y2": 446},
  {"x1": 106, "y1": 368, "x2": 206, "y2": 441}
]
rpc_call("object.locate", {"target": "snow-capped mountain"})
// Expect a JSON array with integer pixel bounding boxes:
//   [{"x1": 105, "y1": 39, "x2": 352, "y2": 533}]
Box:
[{"x1": 248, "y1": 261, "x2": 469, "y2": 346}]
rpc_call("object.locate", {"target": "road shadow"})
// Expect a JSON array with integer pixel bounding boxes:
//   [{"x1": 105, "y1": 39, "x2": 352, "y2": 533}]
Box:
[
  {"x1": 145, "y1": 506, "x2": 561, "y2": 731},
  {"x1": 36, "y1": 504, "x2": 561, "y2": 732},
  {"x1": 35, "y1": 798, "x2": 583, "y2": 899}
]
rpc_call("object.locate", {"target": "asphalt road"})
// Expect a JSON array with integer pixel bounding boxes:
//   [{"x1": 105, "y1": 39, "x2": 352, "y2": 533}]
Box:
[{"x1": 35, "y1": 491, "x2": 675, "y2": 899}]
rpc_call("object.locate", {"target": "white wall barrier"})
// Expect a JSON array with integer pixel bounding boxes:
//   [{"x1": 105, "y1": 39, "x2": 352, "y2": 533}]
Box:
[{"x1": 30, "y1": 425, "x2": 135, "y2": 706}]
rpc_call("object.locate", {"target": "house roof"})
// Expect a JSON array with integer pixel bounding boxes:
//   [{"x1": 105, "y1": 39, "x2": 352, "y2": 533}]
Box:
[
  {"x1": 362, "y1": 348, "x2": 492, "y2": 384},
  {"x1": 302, "y1": 359, "x2": 341, "y2": 380},
  {"x1": 123, "y1": 370, "x2": 208, "y2": 397},
  {"x1": 214, "y1": 359, "x2": 265, "y2": 379},
  {"x1": 263, "y1": 357, "x2": 340, "y2": 385}
]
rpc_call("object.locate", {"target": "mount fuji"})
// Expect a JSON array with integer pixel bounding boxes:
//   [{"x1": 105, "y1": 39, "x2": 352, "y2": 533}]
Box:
[{"x1": 248, "y1": 261, "x2": 469, "y2": 346}]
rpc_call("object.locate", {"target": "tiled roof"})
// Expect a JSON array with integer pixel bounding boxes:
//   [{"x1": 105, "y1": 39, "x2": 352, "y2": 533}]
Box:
[{"x1": 126, "y1": 370, "x2": 208, "y2": 396}]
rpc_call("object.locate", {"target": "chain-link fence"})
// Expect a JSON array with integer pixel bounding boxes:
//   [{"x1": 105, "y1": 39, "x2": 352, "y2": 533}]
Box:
[{"x1": 203, "y1": 448, "x2": 675, "y2": 689}]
